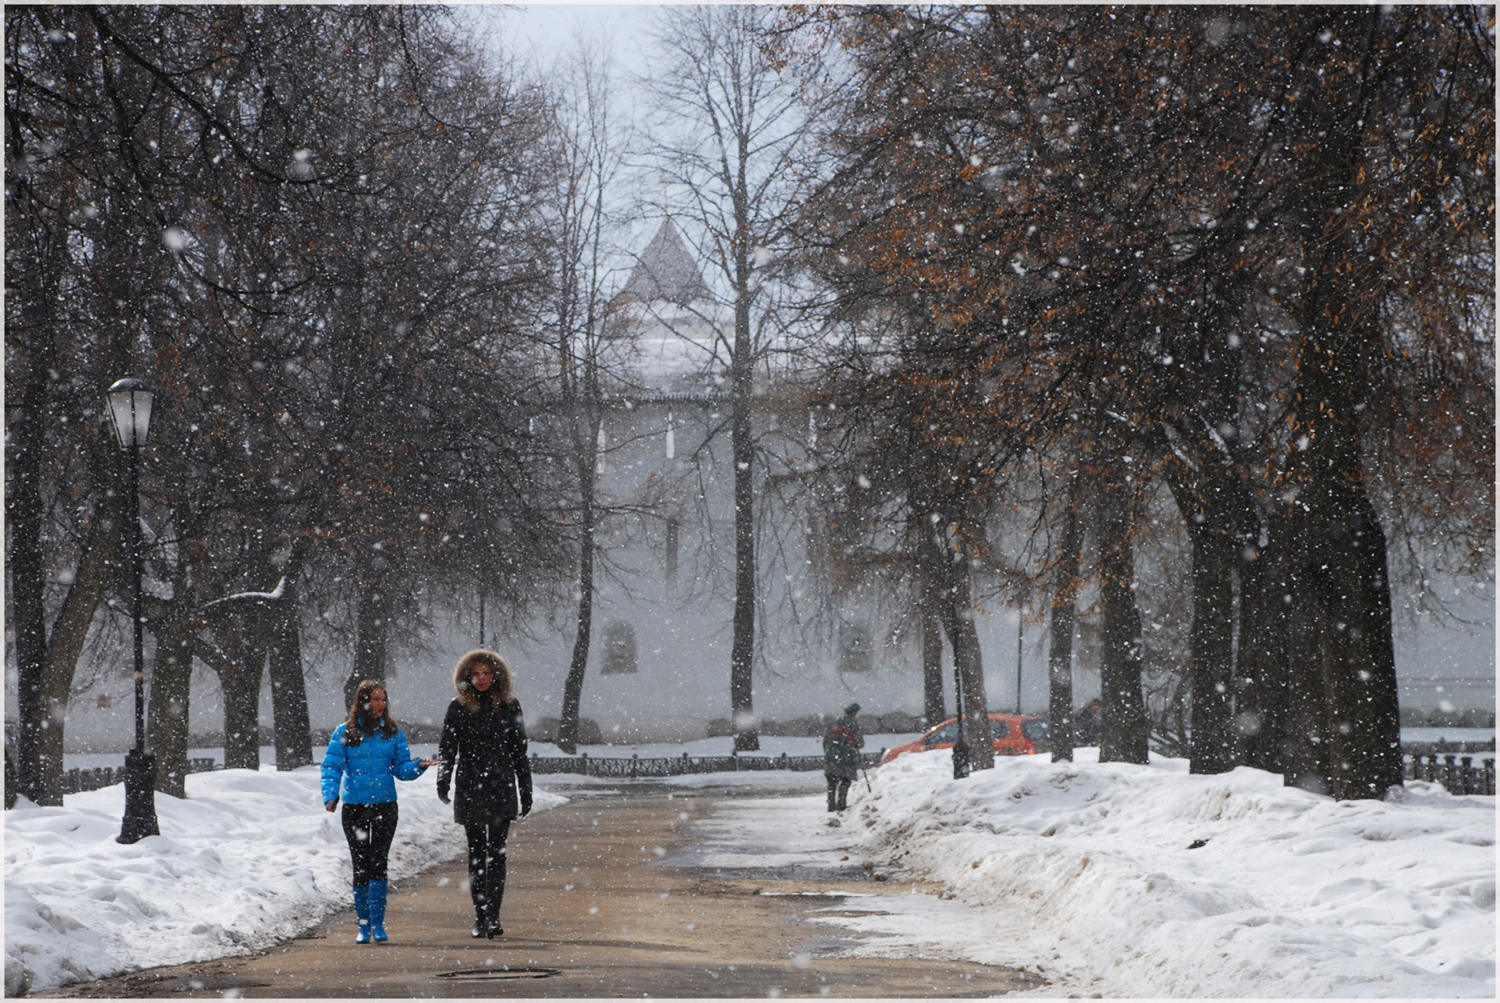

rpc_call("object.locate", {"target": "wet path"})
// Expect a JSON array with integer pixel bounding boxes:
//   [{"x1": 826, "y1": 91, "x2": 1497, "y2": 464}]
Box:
[{"x1": 35, "y1": 784, "x2": 1040, "y2": 998}]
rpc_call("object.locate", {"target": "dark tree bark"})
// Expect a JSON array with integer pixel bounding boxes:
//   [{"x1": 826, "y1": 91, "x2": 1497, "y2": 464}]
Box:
[
  {"x1": 264, "y1": 534, "x2": 315, "y2": 772},
  {"x1": 266, "y1": 582, "x2": 312, "y2": 771},
  {"x1": 558, "y1": 461, "x2": 596, "y2": 757},
  {"x1": 729, "y1": 266, "x2": 760, "y2": 753},
  {"x1": 1275, "y1": 11, "x2": 1406, "y2": 798},
  {"x1": 219, "y1": 608, "x2": 266, "y2": 772},
  {"x1": 35, "y1": 502, "x2": 123, "y2": 803},
  {"x1": 147, "y1": 611, "x2": 194, "y2": 798},
  {"x1": 921, "y1": 607, "x2": 946, "y2": 727},
  {"x1": 1048, "y1": 499, "x2": 1082, "y2": 763},
  {"x1": 8, "y1": 355, "x2": 54, "y2": 805},
  {"x1": 1160, "y1": 449, "x2": 1257, "y2": 775},
  {"x1": 147, "y1": 540, "x2": 197, "y2": 797},
  {"x1": 345, "y1": 567, "x2": 391, "y2": 712},
  {"x1": 1096, "y1": 469, "x2": 1149, "y2": 765},
  {"x1": 1184, "y1": 523, "x2": 1235, "y2": 774},
  {"x1": 1283, "y1": 554, "x2": 1334, "y2": 795},
  {"x1": 933, "y1": 536, "x2": 993, "y2": 771},
  {"x1": 1282, "y1": 351, "x2": 1404, "y2": 799},
  {"x1": 911, "y1": 506, "x2": 948, "y2": 726},
  {"x1": 1236, "y1": 518, "x2": 1295, "y2": 775}
]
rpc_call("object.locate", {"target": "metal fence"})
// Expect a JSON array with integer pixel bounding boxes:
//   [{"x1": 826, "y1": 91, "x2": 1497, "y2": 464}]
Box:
[
  {"x1": 45, "y1": 744, "x2": 1495, "y2": 797},
  {"x1": 1403, "y1": 742, "x2": 1496, "y2": 795},
  {"x1": 528, "y1": 751, "x2": 885, "y2": 778},
  {"x1": 60, "y1": 757, "x2": 217, "y2": 796}
]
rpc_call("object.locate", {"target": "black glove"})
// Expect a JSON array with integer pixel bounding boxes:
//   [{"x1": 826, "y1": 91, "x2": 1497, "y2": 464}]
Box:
[
  {"x1": 438, "y1": 788, "x2": 450, "y2": 805},
  {"x1": 520, "y1": 795, "x2": 532, "y2": 817}
]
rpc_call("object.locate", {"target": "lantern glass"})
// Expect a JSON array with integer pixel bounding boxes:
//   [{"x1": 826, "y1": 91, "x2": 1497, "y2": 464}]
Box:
[{"x1": 105, "y1": 379, "x2": 154, "y2": 450}]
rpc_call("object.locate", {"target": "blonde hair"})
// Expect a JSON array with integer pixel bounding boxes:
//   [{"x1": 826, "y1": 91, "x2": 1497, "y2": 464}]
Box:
[{"x1": 452, "y1": 649, "x2": 515, "y2": 709}]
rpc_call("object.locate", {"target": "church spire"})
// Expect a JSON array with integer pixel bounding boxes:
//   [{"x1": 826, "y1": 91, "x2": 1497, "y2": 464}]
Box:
[{"x1": 619, "y1": 218, "x2": 711, "y2": 306}]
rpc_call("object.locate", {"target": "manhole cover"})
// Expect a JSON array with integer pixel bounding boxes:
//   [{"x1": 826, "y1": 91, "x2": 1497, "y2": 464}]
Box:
[
  {"x1": 164, "y1": 975, "x2": 270, "y2": 992},
  {"x1": 436, "y1": 968, "x2": 561, "y2": 981}
]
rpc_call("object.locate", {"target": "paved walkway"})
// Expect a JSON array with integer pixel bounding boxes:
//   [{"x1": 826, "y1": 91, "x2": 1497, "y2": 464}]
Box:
[{"x1": 36, "y1": 784, "x2": 1040, "y2": 998}]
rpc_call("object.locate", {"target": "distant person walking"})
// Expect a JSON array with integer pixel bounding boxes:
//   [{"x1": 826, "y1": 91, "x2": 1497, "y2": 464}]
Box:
[
  {"x1": 1073, "y1": 698, "x2": 1102, "y2": 747},
  {"x1": 437, "y1": 650, "x2": 533, "y2": 939},
  {"x1": 321, "y1": 680, "x2": 440, "y2": 944},
  {"x1": 823, "y1": 702, "x2": 865, "y2": 812}
]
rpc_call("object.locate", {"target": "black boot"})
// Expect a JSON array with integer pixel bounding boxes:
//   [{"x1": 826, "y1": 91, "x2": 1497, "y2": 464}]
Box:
[{"x1": 471, "y1": 906, "x2": 486, "y2": 938}]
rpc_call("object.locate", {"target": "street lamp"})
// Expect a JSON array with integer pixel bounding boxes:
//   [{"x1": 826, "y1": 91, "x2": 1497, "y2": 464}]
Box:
[{"x1": 105, "y1": 377, "x2": 159, "y2": 844}]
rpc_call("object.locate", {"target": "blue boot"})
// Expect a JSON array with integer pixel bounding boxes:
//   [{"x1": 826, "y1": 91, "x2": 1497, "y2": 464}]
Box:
[
  {"x1": 353, "y1": 885, "x2": 371, "y2": 944},
  {"x1": 369, "y1": 880, "x2": 389, "y2": 942}
]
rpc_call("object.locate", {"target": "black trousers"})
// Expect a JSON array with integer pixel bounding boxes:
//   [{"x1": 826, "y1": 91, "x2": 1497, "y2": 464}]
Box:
[
  {"x1": 341, "y1": 801, "x2": 399, "y2": 887},
  {"x1": 464, "y1": 820, "x2": 512, "y2": 918},
  {"x1": 826, "y1": 775, "x2": 852, "y2": 809}
]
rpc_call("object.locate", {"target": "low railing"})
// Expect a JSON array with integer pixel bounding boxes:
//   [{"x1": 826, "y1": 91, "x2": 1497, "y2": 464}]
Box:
[
  {"x1": 49, "y1": 745, "x2": 1495, "y2": 797},
  {"x1": 60, "y1": 757, "x2": 217, "y2": 796},
  {"x1": 1398, "y1": 743, "x2": 1494, "y2": 797},
  {"x1": 528, "y1": 751, "x2": 884, "y2": 778}
]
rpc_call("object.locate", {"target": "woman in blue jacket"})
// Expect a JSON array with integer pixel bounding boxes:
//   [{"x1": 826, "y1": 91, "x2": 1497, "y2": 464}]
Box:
[{"x1": 321, "y1": 679, "x2": 440, "y2": 943}]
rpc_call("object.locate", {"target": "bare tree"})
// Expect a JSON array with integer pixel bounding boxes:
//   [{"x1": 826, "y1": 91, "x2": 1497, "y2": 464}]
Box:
[
  {"x1": 644, "y1": 7, "x2": 825, "y2": 751},
  {"x1": 6, "y1": 6, "x2": 568, "y2": 794},
  {"x1": 544, "y1": 44, "x2": 639, "y2": 754}
]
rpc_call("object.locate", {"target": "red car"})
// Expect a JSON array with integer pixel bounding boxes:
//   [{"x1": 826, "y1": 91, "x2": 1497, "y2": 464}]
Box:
[{"x1": 880, "y1": 713, "x2": 1050, "y2": 765}]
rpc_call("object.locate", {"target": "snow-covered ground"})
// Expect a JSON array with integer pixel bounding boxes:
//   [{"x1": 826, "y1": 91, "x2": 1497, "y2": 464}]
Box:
[
  {"x1": 699, "y1": 748, "x2": 1496, "y2": 998},
  {"x1": 8, "y1": 740, "x2": 1494, "y2": 997},
  {"x1": 2, "y1": 765, "x2": 567, "y2": 997}
]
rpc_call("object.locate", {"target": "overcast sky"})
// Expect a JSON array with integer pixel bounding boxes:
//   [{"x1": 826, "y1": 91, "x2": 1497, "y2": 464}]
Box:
[{"x1": 458, "y1": 4, "x2": 654, "y2": 79}]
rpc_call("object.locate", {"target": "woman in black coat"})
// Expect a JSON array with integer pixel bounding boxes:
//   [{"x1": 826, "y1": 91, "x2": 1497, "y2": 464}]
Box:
[{"x1": 437, "y1": 649, "x2": 533, "y2": 939}]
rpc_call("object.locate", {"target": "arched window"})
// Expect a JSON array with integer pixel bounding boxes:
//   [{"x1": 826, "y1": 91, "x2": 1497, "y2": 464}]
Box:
[{"x1": 601, "y1": 620, "x2": 638, "y2": 675}]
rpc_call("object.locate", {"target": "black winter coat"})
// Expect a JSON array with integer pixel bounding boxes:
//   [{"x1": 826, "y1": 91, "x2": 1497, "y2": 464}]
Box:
[{"x1": 436, "y1": 692, "x2": 533, "y2": 826}]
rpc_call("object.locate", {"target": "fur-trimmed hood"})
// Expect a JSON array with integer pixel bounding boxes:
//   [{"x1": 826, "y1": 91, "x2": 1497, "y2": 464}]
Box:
[{"x1": 452, "y1": 649, "x2": 515, "y2": 709}]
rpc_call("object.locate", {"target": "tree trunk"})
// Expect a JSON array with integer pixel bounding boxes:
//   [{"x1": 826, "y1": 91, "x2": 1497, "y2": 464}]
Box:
[
  {"x1": 147, "y1": 579, "x2": 195, "y2": 798},
  {"x1": 1184, "y1": 523, "x2": 1236, "y2": 773},
  {"x1": 913, "y1": 506, "x2": 947, "y2": 726},
  {"x1": 219, "y1": 610, "x2": 265, "y2": 772},
  {"x1": 267, "y1": 584, "x2": 312, "y2": 771},
  {"x1": 1048, "y1": 501, "x2": 1081, "y2": 763},
  {"x1": 1096, "y1": 472, "x2": 1149, "y2": 765},
  {"x1": 345, "y1": 570, "x2": 390, "y2": 712},
  {"x1": 24, "y1": 488, "x2": 122, "y2": 805},
  {"x1": 1235, "y1": 515, "x2": 1293, "y2": 773},
  {"x1": 148, "y1": 615, "x2": 194, "y2": 797},
  {"x1": 558, "y1": 457, "x2": 596, "y2": 757},
  {"x1": 6, "y1": 218, "x2": 68, "y2": 805},
  {"x1": 9, "y1": 370, "x2": 51, "y2": 804},
  {"x1": 938, "y1": 551, "x2": 993, "y2": 770},
  {"x1": 1276, "y1": 14, "x2": 1403, "y2": 799},
  {"x1": 921, "y1": 607, "x2": 945, "y2": 727},
  {"x1": 729, "y1": 272, "x2": 759, "y2": 753},
  {"x1": 1159, "y1": 461, "x2": 1241, "y2": 775},
  {"x1": 1283, "y1": 379, "x2": 1403, "y2": 799},
  {"x1": 1282, "y1": 555, "x2": 1333, "y2": 794}
]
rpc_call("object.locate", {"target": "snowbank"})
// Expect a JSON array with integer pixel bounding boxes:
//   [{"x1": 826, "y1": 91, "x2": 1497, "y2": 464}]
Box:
[
  {"x1": 9, "y1": 744, "x2": 1492, "y2": 998},
  {"x1": 831, "y1": 748, "x2": 1494, "y2": 997},
  {"x1": 3, "y1": 765, "x2": 566, "y2": 996}
]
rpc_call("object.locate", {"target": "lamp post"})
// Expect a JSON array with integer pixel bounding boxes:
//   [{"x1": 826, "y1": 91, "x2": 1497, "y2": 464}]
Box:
[{"x1": 105, "y1": 377, "x2": 159, "y2": 844}]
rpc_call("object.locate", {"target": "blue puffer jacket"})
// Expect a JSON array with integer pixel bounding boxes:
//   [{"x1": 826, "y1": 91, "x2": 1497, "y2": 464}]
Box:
[{"x1": 320, "y1": 722, "x2": 426, "y2": 805}]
